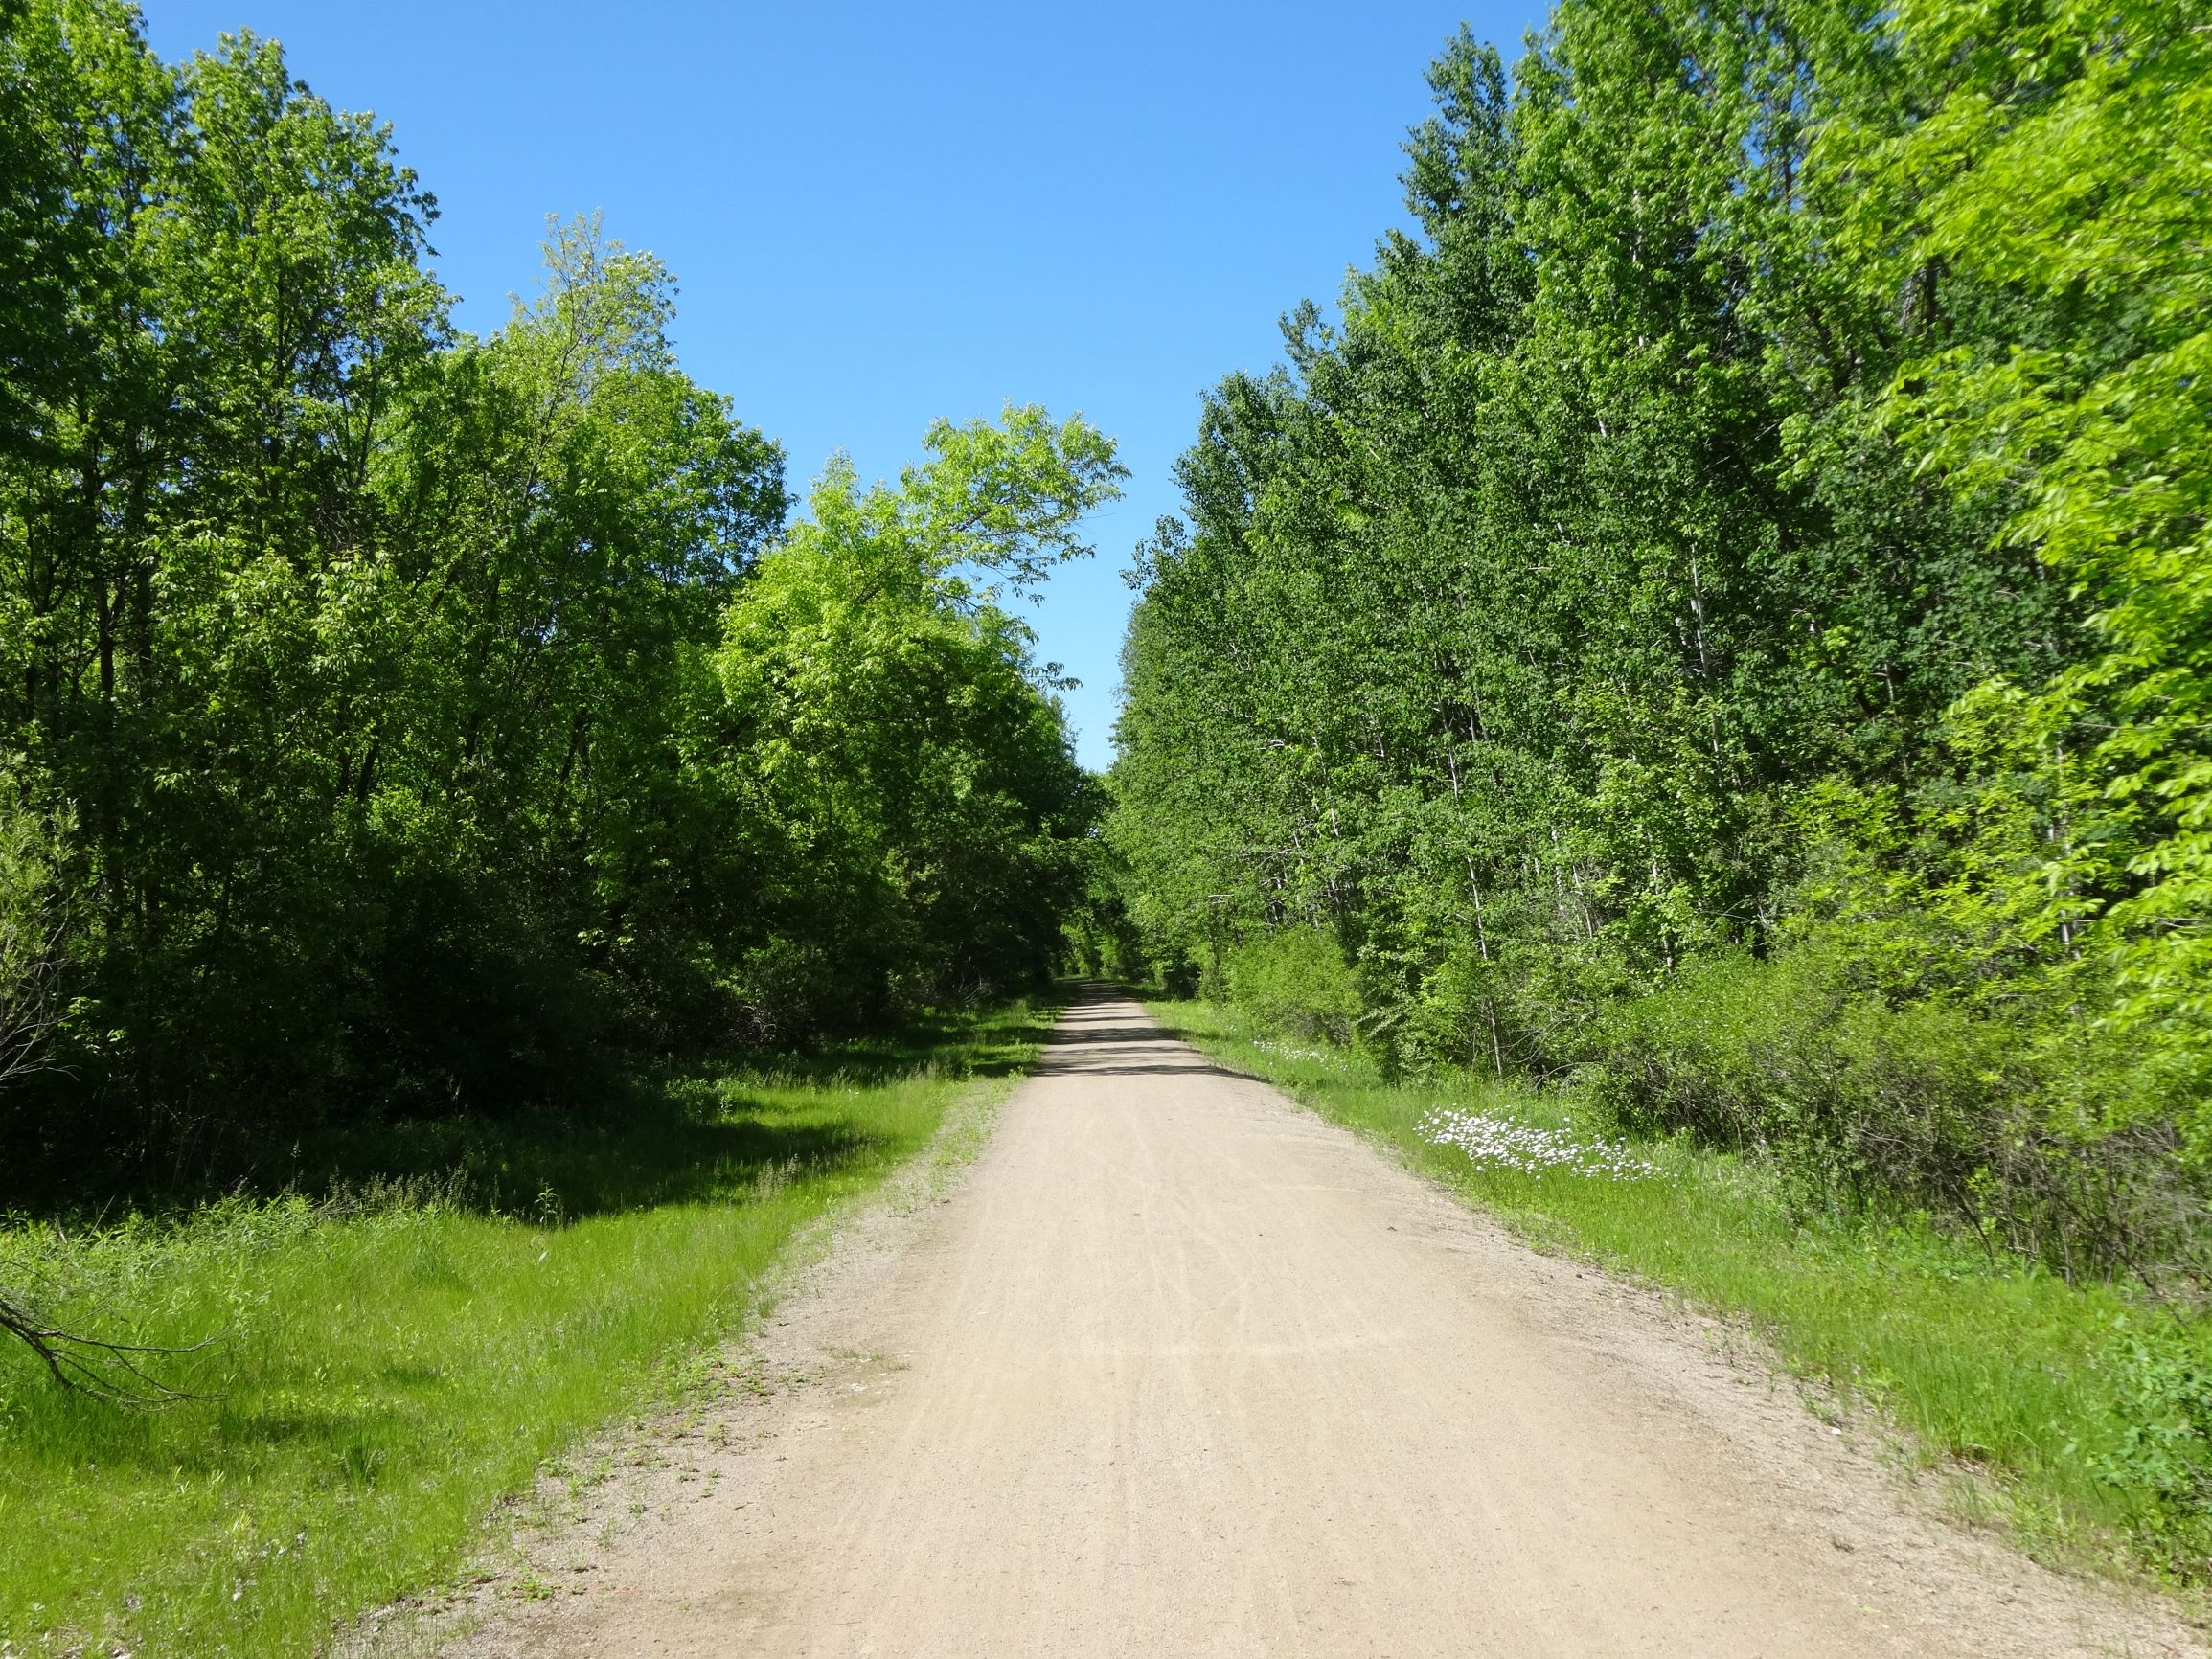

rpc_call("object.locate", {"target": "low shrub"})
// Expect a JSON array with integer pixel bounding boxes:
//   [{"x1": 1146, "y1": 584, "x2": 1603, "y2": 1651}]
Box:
[
  {"x1": 1224, "y1": 928, "x2": 1362, "y2": 1047},
  {"x1": 1585, "y1": 948, "x2": 2205, "y2": 1282},
  {"x1": 2098, "y1": 1317, "x2": 2212, "y2": 1574}
]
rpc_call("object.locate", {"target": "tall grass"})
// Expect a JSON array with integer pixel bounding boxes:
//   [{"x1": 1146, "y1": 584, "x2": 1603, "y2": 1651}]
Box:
[
  {"x1": 0, "y1": 1002, "x2": 1051, "y2": 1659},
  {"x1": 1152, "y1": 998, "x2": 2195, "y2": 1579}
]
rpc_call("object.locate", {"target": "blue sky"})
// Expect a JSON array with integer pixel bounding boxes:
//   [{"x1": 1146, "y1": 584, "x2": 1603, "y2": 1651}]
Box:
[{"x1": 141, "y1": 0, "x2": 1547, "y2": 769}]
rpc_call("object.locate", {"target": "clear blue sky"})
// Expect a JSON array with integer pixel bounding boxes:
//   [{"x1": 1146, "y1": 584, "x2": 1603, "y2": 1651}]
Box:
[{"x1": 141, "y1": 0, "x2": 1547, "y2": 769}]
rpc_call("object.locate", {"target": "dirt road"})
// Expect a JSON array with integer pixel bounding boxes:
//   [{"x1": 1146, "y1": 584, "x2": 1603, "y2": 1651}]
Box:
[{"x1": 448, "y1": 992, "x2": 2199, "y2": 1657}]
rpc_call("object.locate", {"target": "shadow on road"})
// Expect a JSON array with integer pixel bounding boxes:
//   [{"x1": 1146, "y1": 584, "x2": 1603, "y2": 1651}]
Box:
[{"x1": 1034, "y1": 988, "x2": 1248, "y2": 1080}]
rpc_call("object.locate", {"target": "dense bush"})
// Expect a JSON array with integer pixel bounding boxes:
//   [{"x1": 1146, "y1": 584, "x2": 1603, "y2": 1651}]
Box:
[
  {"x1": 1223, "y1": 929, "x2": 1362, "y2": 1048},
  {"x1": 2101, "y1": 1319, "x2": 2212, "y2": 1569},
  {"x1": 1586, "y1": 949, "x2": 2203, "y2": 1280}
]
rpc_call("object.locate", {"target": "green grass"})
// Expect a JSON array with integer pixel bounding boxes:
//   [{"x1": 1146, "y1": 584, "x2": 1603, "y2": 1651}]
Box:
[
  {"x1": 0, "y1": 1000, "x2": 1053, "y2": 1659},
  {"x1": 1151, "y1": 997, "x2": 2181, "y2": 1579}
]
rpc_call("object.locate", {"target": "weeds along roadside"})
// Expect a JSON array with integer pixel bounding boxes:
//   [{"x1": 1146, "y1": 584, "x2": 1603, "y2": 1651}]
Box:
[
  {"x1": 1150, "y1": 996, "x2": 2212, "y2": 1589},
  {"x1": 0, "y1": 998, "x2": 1053, "y2": 1659}
]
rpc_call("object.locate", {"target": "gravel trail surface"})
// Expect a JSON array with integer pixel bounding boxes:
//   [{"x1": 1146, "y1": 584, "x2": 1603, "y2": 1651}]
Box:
[{"x1": 446, "y1": 991, "x2": 2201, "y2": 1658}]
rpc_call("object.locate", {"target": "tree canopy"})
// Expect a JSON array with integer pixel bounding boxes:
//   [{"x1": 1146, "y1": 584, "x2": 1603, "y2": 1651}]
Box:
[
  {"x1": 0, "y1": 2, "x2": 1112, "y2": 1193},
  {"x1": 1106, "y1": 0, "x2": 2211, "y2": 1270}
]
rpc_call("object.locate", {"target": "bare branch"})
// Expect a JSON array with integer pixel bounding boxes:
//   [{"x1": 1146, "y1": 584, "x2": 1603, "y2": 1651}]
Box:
[{"x1": 0, "y1": 1289, "x2": 215, "y2": 1404}]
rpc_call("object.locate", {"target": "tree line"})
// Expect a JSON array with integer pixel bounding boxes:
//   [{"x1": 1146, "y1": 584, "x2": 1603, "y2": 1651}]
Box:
[
  {"x1": 0, "y1": 1, "x2": 1116, "y2": 1195},
  {"x1": 1105, "y1": 0, "x2": 2209, "y2": 1276}
]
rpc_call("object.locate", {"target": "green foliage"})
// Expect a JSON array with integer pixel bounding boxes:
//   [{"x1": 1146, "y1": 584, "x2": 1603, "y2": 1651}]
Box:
[
  {"x1": 1113, "y1": 3, "x2": 2054, "y2": 1039},
  {"x1": 1832, "y1": 0, "x2": 2212, "y2": 1110},
  {"x1": 1106, "y1": 0, "x2": 2207, "y2": 1277},
  {"x1": 1223, "y1": 927, "x2": 1361, "y2": 1048},
  {"x1": 2099, "y1": 1318, "x2": 2212, "y2": 1573},
  {"x1": 705, "y1": 409, "x2": 1119, "y2": 1036},
  {"x1": 0, "y1": 756, "x2": 66, "y2": 1090},
  {"x1": 0, "y1": 6, "x2": 1106, "y2": 1193},
  {"x1": 1585, "y1": 946, "x2": 2192, "y2": 1278},
  {"x1": 1057, "y1": 789, "x2": 1148, "y2": 982}
]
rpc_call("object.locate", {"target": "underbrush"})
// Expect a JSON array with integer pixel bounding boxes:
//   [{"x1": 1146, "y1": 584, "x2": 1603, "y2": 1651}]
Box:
[
  {"x1": 0, "y1": 1001, "x2": 1051, "y2": 1659},
  {"x1": 1587, "y1": 947, "x2": 2203, "y2": 1285},
  {"x1": 1153, "y1": 996, "x2": 2212, "y2": 1584},
  {"x1": 1223, "y1": 928, "x2": 1361, "y2": 1046}
]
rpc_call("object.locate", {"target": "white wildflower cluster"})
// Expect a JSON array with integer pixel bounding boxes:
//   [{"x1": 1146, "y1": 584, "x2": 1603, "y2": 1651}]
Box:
[
  {"x1": 1418, "y1": 1107, "x2": 1667, "y2": 1182},
  {"x1": 1252, "y1": 1038, "x2": 1332, "y2": 1063}
]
